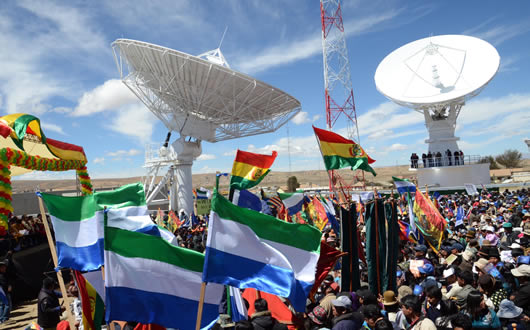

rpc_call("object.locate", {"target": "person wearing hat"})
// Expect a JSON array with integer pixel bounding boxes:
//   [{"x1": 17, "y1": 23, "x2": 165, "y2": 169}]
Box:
[
  {"x1": 381, "y1": 290, "x2": 399, "y2": 326},
  {"x1": 487, "y1": 247, "x2": 502, "y2": 268},
  {"x1": 500, "y1": 222, "x2": 518, "y2": 245},
  {"x1": 485, "y1": 226, "x2": 499, "y2": 247},
  {"x1": 319, "y1": 281, "x2": 339, "y2": 319},
  {"x1": 511, "y1": 264, "x2": 530, "y2": 318},
  {"x1": 496, "y1": 299, "x2": 526, "y2": 330},
  {"x1": 451, "y1": 242, "x2": 464, "y2": 255},
  {"x1": 0, "y1": 260, "x2": 11, "y2": 324},
  {"x1": 307, "y1": 306, "x2": 330, "y2": 329},
  {"x1": 330, "y1": 295, "x2": 361, "y2": 330},
  {"x1": 442, "y1": 267, "x2": 462, "y2": 300},
  {"x1": 478, "y1": 274, "x2": 506, "y2": 311}
]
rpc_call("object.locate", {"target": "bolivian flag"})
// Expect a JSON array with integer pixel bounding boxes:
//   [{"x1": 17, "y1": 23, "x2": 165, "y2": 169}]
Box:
[
  {"x1": 313, "y1": 126, "x2": 376, "y2": 176},
  {"x1": 230, "y1": 150, "x2": 277, "y2": 190},
  {"x1": 74, "y1": 270, "x2": 105, "y2": 330},
  {"x1": 413, "y1": 190, "x2": 447, "y2": 252}
]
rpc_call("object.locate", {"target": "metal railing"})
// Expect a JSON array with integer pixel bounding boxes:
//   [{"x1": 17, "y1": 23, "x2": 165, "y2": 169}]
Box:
[{"x1": 410, "y1": 155, "x2": 485, "y2": 168}]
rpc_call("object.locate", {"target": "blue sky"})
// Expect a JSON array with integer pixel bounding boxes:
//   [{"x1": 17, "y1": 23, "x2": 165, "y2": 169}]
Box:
[{"x1": 1, "y1": 0, "x2": 529, "y2": 180}]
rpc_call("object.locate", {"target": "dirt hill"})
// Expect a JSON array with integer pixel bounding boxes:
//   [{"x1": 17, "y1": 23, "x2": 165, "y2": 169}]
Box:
[{"x1": 11, "y1": 165, "x2": 415, "y2": 193}]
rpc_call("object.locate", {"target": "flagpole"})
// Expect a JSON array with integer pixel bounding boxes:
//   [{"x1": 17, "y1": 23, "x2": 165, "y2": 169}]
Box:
[
  {"x1": 195, "y1": 282, "x2": 207, "y2": 330},
  {"x1": 38, "y1": 195, "x2": 76, "y2": 330},
  {"x1": 313, "y1": 133, "x2": 343, "y2": 250},
  {"x1": 373, "y1": 189, "x2": 382, "y2": 294}
]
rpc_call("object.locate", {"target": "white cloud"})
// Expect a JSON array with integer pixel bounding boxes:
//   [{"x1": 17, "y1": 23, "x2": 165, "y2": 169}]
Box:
[
  {"x1": 459, "y1": 93, "x2": 530, "y2": 126},
  {"x1": 41, "y1": 122, "x2": 66, "y2": 136},
  {"x1": 106, "y1": 104, "x2": 158, "y2": 143},
  {"x1": 223, "y1": 150, "x2": 237, "y2": 157},
  {"x1": 234, "y1": 10, "x2": 399, "y2": 74},
  {"x1": 357, "y1": 102, "x2": 424, "y2": 138},
  {"x1": 197, "y1": 154, "x2": 216, "y2": 161},
  {"x1": 247, "y1": 135, "x2": 320, "y2": 157},
  {"x1": 463, "y1": 20, "x2": 530, "y2": 46},
  {"x1": 72, "y1": 79, "x2": 138, "y2": 116},
  {"x1": 93, "y1": 157, "x2": 105, "y2": 164},
  {"x1": 0, "y1": 2, "x2": 109, "y2": 115},
  {"x1": 387, "y1": 143, "x2": 408, "y2": 151},
  {"x1": 195, "y1": 165, "x2": 221, "y2": 174},
  {"x1": 291, "y1": 111, "x2": 320, "y2": 125},
  {"x1": 107, "y1": 149, "x2": 141, "y2": 157}
]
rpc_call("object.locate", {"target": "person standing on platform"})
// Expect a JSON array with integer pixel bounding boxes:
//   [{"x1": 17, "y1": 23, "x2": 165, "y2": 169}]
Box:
[
  {"x1": 454, "y1": 151, "x2": 460, "y2": 165},
  {"x1": 422, "y1": 153, "x2": 427, "y2": 168},
  {"x1": 446, "y1": 149, "x2": 452, "y2": 166},
  {"x1": 427, "y1": 152, "x2": 433, "y2": 167},
  {"x1": 435, "y1": 152, "x2": 442, "y2": 167}
]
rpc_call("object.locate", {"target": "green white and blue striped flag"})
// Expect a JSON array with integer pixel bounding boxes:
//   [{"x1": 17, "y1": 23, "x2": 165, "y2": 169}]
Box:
[
  {"x1": 104, "y1": 217, "x2": 224, "y2": 328},
  {"x1": 203, "y1": 190, "x2": 321, "y2": 312},
  {"x1": 392, "y1": 177, "x2": 416, "y2": 194},
  {"x1": 39, "y1": 183, "x2": 177, "y2": 271}
]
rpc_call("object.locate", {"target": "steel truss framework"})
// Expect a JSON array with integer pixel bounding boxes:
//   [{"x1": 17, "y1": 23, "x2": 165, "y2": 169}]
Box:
[
  {"x1": 320, "y1": 0, "x2": 365, "y2": 191},
  {"x1": 112, "y1": 39, "x2": 301, "y2": 143}
]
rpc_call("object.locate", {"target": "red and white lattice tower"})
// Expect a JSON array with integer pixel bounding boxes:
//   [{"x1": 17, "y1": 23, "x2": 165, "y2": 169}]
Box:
[{"x1": 320, "y1": 0, "x2": 365, "y2": 191}]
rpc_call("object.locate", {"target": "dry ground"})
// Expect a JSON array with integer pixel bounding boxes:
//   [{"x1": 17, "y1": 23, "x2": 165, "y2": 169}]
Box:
[{"x1": 11, "y1": 165, "x2": 415, "y2": 194}]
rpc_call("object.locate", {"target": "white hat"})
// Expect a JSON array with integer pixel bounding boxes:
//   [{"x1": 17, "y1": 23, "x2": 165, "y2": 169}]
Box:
[
  {"x1": 486, "y1": 226, "x2": 495, "y2": 232},
  {"x1": 443, "y1": 268, "x2": 455, "y2": 278},
  {"x1": 510, "y1": 243, "x2": 521, "y2": 249}
]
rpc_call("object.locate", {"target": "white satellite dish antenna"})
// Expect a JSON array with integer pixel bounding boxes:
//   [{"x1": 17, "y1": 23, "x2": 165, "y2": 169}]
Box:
[
  {"x1": 112, "y1": 39, "x2": 301, "y2": 214},
  {"x1": 374, "y1": 35, "x2": 500, "y2": 154}
]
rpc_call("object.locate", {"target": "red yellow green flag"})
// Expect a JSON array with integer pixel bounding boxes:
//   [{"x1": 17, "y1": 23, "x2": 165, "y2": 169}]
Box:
[
  {"x1": 312, "y1": 126, "x2": 376, "y2": 176},
  {"x1": 74, "y1": 270, "x2": 104, "y2": 330},
  {"x1": 230, "y1": 150, "x2": 277, "y2": 190},
  {"x1": 412, "y1": 190, "x2": 447, "y2": 253}
]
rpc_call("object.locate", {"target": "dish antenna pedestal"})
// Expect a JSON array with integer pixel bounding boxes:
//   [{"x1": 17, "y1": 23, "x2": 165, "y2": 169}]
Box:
[
  {"x1": 375, "y1": 35, "x2": 500, "y2": 187},
  {"x1": 112, "y1": 39, "x2": 301, "y2": 214}
]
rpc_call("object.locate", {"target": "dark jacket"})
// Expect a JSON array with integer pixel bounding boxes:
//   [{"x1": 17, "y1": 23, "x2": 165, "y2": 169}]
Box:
[
  {"x1": 331, "y1": 311, "x2": 362, "y2": 330},
  {"x1": 513, "y1": 282, "x2": 530, "y2": 317},
  {"x1": 37, "y1": 288, "x2": 61, "y2": 328},
  {"x1": 251, "y1": 311, "x2": 288, "y2": 330},
  {"x1": 0, "y1": 272, "x2": 8, "y2": 293}
]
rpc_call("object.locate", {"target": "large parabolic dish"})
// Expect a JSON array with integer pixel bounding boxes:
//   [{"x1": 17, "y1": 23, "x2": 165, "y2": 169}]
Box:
[
  {"x1": 374, "y1": 35, "x2": 500, "y2": 109},
  {"x1": 374, "y1": 35, "x2": 499, "y2": 155},
  {"x1": 112, "y1": 39, "x2": 301, "y2": 143}
]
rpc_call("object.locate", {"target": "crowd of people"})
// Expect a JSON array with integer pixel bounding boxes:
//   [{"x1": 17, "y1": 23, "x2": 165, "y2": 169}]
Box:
[
  {"x1": 0, "y1": 214, "x2": 48, "y2": 325},
  {"x1": 0, "y1": 214, "x2": 48, "y2": 255},
  {"x1": 3, "y1": 187, "x2": 530, "y2": 330},
  {"x1": 410, "y1": 150, "x2": 464, "y2": 168},
  {"x1": 301, "y1": 188, "x2": 530, "y2": 330}
]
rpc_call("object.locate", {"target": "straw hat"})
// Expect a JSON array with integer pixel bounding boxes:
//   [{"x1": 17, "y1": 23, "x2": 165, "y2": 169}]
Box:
[{"x1": 382, "y1": 290, "x2": 398, "y2": 306}]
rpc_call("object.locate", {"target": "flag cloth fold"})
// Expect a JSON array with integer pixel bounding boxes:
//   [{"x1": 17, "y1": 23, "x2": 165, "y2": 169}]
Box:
[
  {"x1": 392, "y1": 177, "x2": 416, "y2": 194},
  {"x1": 230, "y1": 150, "x2": 277, "y2": 190},
  {"x1": 413, "y1": 190, "x2": 447, "y2": 253},
  {"x1": 340, "y1": 205, "x2": 361, "y2": 292},
  {"x1": 311, "y1": 242, "x2": 346, "y2": 300},
  {"x1": 313, "y1": 126, "x2": 376, "y2": 176},
  {"x1": 40, "y1": 183, "x2": 178, "y2": 271},
  {"x1": 74, "y1": 270, "x2": 104, "y2": 330},
  {"x1": 278, "y1": 192, "x2": 304, "y2": 216},
  {"x1": 232, "y1": 189, "x2": 262, "y2": 212},
  {"x1": 104, "y1": 213, "x2": 224, "y2": 329},
  {"x1": 203, "y1": 191, "x2": 321, "y2": 312}
]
